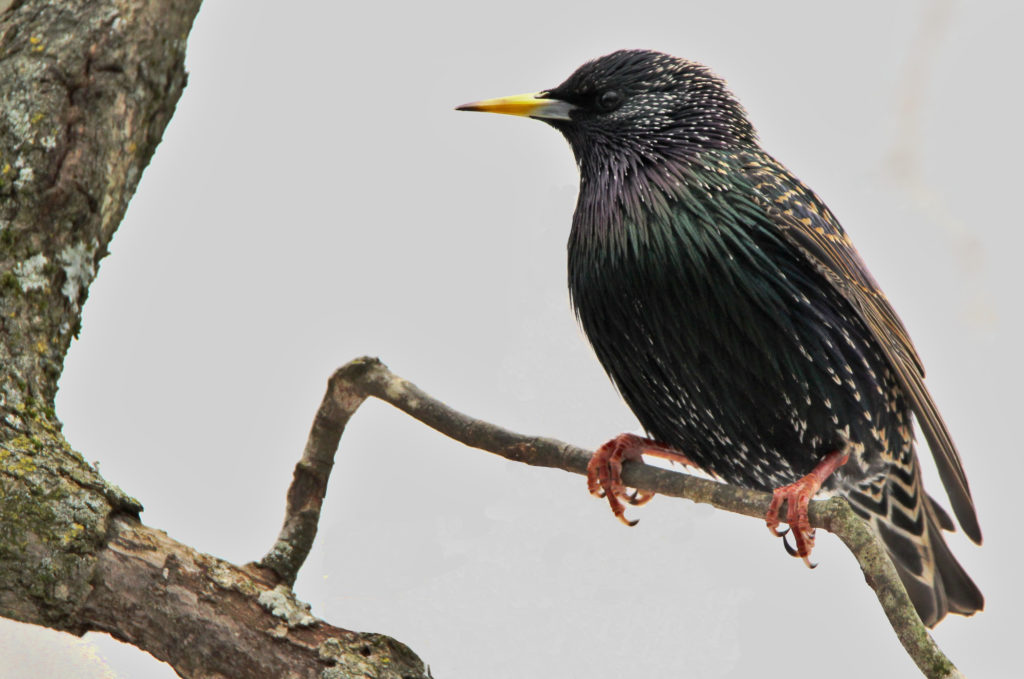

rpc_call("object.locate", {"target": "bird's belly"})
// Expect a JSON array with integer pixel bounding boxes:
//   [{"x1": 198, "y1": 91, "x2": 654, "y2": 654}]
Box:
[{"x1": 572, "y1": 265, "x2": 901, "y2": 492}]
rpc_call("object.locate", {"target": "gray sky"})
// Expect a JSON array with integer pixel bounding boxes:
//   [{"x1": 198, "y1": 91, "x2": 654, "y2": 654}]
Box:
[{"x1": 3, "y1": 0, "x2": 1020, "y2": 677}]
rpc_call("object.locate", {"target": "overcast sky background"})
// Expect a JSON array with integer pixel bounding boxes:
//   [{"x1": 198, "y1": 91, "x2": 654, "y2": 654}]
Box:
[{"x1": 2, "y1": 0, "x2": 1021, "y2": 677}]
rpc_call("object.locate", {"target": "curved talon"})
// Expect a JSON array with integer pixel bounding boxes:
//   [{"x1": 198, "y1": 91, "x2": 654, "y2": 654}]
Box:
[
  {"x1": 763, "y1": 450, "x2": 849, "y2": 568},
  {"x1": 778, "y1": 524, "x2": 817, "y2": 568},
  {"x1": 768, "y1": 521, "x2": 788, "y2": 538},
  {"x1": 627, "y1": 489, "x2": 655, "y2": 506},
  {"x1": 782, "y1": 531, "x2": 798, "y2": 557}
]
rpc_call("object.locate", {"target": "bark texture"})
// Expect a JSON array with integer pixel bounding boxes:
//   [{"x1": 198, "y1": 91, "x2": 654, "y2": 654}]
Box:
[
  {"x1": 0, "y1": 0, "x2": 196, "y2": 633},
  {"x1": 83, "y1": 517, "x2": 425, "y2": 679},
  {"x1": 0, "y1": 2, "x2": 429, "y2": 677}
]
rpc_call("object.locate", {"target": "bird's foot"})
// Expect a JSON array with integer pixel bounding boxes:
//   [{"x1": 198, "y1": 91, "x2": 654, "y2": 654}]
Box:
[
  {"x1": 587, "y1": 433, "x2": 695, "y2": 526},
  {"x1": 764, "y1": 450, "x2": 850, "y2": 568}
]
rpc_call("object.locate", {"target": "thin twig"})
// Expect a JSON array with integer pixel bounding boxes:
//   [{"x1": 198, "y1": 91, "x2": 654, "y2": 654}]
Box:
[{"x1": 261, "y1": 356, "x2": 965, "y2": 679}]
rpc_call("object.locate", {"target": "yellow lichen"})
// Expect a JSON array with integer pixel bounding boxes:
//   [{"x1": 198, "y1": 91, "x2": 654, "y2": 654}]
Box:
[
  {"x1": 5, "y1": 456, "x2": 37, "y2": 476},
  {"x1": 6, "y1": 435, "x2": 35, "y2": 450},
  {"x1": 60, "y1": 522, "x2": 85, "y2": 545}
]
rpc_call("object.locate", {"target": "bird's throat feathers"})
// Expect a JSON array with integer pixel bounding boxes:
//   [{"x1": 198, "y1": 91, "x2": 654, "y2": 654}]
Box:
[
  {"x1": 570, "y1": 149, "x2": 760, "y2": 263},
  {"x1": 566, "y1": 146, "x2": 804, "y2": 351}
]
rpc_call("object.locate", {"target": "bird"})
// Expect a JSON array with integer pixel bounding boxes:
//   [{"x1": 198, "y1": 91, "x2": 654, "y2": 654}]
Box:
[{"x1": 456, "y1": 49, "x2": 982, "y2": 627}]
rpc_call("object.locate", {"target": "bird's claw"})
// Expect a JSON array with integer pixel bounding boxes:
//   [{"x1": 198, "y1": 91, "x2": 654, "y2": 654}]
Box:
[
  {"x1": 765, "y1": 480, "x2": 817, "y2": 569},
  {"x1": 778, "y1": 529, "x2": 817, "y2": 567},
  {"x1": 587, "y1": 434, "x2": 645, "y2": 526},
  {"x1": 586, "y1": 433, "x2": 695, "y2": 525},
  {"x1": 627, "y1": 489, "x2": 655, "y2": 506},
  {"x1": 781, "y1": 530, "x2": 798, "y2": 556},
  {"x1": 764, "y1": 450, "x2": 849, "y2": 569}
]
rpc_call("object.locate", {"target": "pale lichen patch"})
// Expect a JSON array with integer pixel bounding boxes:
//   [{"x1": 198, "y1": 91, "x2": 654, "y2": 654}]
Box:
[
  {"x1": 4, "y1": 106, "x2": 33, "y2": 143},
  {"x1": 13, "y1": 163, "x2": 33, "y2": 190},
  {"x1": 207, "y1": 562, "x2": 237, "y2": 590},
  {"x1": 59, "y1": 241, "x2": 97, "y2": 308},
  {"x1": 318, "y1": 637, "x2": 345, "y2": 662},
  {"x1": 13, "y1": 253, "x2": 49, "y2": 291},
  {"x1": 207, "y1": 561, "x2": 259, "y2": 597},
  {"x1": 384, "y1": 378, "x2": 408, "y2": 401},
  {"x1": 383, "y1": 378, "x2": 422, "y2": 410},
  {"x1": 257, "y1": 584, "x2": 316, "y2": 628}
]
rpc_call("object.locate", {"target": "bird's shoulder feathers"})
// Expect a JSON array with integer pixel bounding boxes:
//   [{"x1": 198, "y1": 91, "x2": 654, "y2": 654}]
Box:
[{"x1": 739, "y1": 152, "x2": 980, "y2": 543}]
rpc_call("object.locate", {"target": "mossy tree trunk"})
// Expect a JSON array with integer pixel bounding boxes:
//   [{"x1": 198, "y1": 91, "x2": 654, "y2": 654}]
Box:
[{"x1": 0, "y1": 2, "x2": 429, "y2": 677}]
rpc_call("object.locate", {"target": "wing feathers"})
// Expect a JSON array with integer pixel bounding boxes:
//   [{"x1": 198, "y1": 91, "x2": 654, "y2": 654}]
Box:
[{"x1": 744, "y1": 157, "x2": 980, "y2": 543}]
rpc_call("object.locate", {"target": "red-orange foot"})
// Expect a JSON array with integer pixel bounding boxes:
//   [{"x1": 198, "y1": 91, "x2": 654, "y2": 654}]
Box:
[
  {"x1": 765, "y1": 450, "x2": 850, "y2": 568},
  {"x1": 587, "y1": 433, "x2": 695, "y2": 526}
]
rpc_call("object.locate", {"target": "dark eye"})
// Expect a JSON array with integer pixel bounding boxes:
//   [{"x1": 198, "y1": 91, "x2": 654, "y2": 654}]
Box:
[{"x1": 596, "y1": 90, "x2": 624, "y2": 112}]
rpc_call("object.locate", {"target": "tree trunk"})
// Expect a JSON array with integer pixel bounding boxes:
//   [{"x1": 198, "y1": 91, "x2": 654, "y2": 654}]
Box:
[{"x1": 0, "y1": 2, "x2": 429, "y2": 677}]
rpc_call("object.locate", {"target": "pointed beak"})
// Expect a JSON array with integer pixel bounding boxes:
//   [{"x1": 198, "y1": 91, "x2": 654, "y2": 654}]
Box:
[{"x1": 456, "y1": 91, "x2": 575, "y2": 121}]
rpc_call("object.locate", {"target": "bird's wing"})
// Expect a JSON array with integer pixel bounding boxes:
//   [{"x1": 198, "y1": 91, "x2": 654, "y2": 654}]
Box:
[{"x1": 743, "y1": 156, "x2": 981, "y2": 543}]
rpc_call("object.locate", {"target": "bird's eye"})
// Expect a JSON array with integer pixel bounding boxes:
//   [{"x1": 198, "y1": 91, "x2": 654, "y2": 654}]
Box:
[{"x1": 596, "y1": 90, "x2": 624, "y2": 112}]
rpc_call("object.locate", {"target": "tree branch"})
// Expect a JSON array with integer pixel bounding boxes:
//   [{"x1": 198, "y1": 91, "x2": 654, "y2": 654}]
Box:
[
  {"x1": 263, "y1": 356, "x2": 965, "y2": 679},
  {"x1": 82, "y1": 517, "x2": 428, "y2": 679}
]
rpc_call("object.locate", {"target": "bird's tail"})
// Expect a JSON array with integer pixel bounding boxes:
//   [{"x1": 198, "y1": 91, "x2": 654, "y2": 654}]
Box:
[{"x1": 844, "y1": 450, "x2": 983, "y2": 627}]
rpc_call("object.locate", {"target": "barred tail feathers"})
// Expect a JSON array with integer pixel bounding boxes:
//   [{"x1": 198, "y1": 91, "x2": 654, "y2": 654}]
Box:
[{"x1": 844, "y1": 452, "x2": 982, "y2": 627}]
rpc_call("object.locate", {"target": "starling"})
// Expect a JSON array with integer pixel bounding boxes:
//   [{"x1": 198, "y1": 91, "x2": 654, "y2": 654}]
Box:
[{"x1": 457, "y1": 49, "x2": 982, "y2": 626}]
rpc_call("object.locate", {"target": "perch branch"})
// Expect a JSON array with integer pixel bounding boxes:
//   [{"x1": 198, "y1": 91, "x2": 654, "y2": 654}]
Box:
[{"x1": 262, "y1": 356, "x2": 964, "y2": 679}]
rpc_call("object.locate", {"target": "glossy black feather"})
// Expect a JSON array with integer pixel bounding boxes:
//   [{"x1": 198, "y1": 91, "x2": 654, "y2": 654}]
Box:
[{"x1": 471, "y1": 49, "x2": 983, "y2": 626}]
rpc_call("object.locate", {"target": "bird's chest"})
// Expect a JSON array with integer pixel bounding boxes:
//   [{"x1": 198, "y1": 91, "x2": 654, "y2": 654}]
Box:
[
  {"x1": 567, "y1": 203, "x2": 796, "y2": 391},
  {"x1": 567, "y1": 206, "x2": 896, "y2": 488}
]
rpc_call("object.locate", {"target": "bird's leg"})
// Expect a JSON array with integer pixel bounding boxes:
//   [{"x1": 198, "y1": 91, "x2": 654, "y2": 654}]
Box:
[
  {"x1": 587, "y1": 433, "x2": 695, "y2": 526},
  {"x1": 764, "y1": 450, "x2": 850, "y2": 568}
]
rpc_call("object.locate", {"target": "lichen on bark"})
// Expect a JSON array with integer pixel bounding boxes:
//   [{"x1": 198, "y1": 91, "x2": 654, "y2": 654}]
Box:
[
  {"x1": 0, "y1": 4, "x2": 432, "y2": 677},
  {"x1": 0, "y1": 0, "x2": 194, "y2": 631}
]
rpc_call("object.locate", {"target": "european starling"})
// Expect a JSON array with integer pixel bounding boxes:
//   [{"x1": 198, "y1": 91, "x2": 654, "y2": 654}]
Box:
[{"x1": 457, "y1": 49, "x2": 982, "y2": 626}]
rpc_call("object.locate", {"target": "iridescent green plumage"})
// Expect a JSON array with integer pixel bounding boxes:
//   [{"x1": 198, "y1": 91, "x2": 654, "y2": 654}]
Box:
[{"x1": 459, "y1": 49, "x2": 982, "y2": 626}]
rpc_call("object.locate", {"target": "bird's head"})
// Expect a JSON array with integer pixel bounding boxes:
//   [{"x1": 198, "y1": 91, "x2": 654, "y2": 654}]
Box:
[{"x1": 457, "y1": 50, "x2": 758, "y2": 171}]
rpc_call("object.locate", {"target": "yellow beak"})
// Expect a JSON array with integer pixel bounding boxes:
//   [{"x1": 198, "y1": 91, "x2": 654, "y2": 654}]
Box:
[{"x1": 456, "y1": 91, "x2": 575, "y2": 121}]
